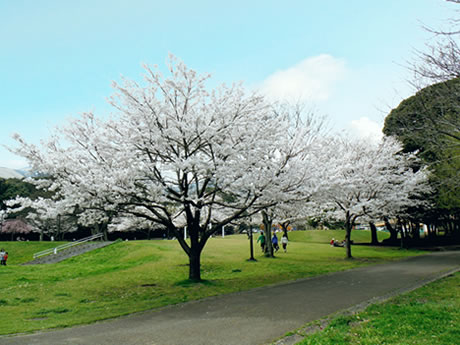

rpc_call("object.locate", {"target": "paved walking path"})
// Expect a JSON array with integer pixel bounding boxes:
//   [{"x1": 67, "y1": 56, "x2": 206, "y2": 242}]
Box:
[{"x1": 2, "y1": 251, "x2": 459, "y2": 345}]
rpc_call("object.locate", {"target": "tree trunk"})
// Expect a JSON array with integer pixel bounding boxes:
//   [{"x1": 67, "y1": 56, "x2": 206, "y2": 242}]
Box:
[
  {"x1": 401, "y1": 221, "x2": 407, "y2": 240},
  {"x1": 398, "y1": 218, "x2": 406, "y2": 249},
  {"x1": 454, "y1": 217, "x2": 460, "y2": 240},
  {"x1": 345, "y1": 212, "x2": 353, "y2": 259},
  {"x1": 412, "y1": 222, "x2": 420, "y2": 241},
  {"x1": 262, "y1": 211, "x2": 274, "y2": 257},
  {"x1": 427, "y1": 223, "x2": 433, "y2": 239},
  {"x1": 172, "y1": 217, "x2": 214, "y2": 282},
  {"x1": 280, "y1": 221, "x2": 290, "y2": 240},
  {"x1": 447, "y1": 220, "x2": 453, "y2": 236},
  {"x1": 345, "y1": 226, "x2": 352, "y2": 258},
  {"x1": 57, "y1": 214, "x2": 61, "y2": 240},
  {"x1": 94, "y1": 223, "x2": 108, "y2": 240},
  {"x1": 248, "y1": 224, "x2": 255, "y2": 261},
  {"x1": 102, "y1": 223, "x2": 108, "y2": 241},
  {"x1": 384, "y1": 217, "x2": 398, "y2": 242},
  {"x1": 188, "y1": 248, "x2": 201, "y2": 281},
  {"x1": 369, "y1": 221, "x2": 379, "y2": 245},
  {"x1": 183, "y1": 222, "x2": 208, "y2": 282}
]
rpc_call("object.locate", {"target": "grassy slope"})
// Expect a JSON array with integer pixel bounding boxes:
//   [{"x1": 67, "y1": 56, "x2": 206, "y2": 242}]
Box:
[
  {"x1": 0, "y1": 230, "x2": 422, "y2": 335},
  {"x1": 298, "y1": 272, "x2": 460, "y2": 345},
  {"x1": 0, "y1": 241, "x2": 62, "y2": 265}
]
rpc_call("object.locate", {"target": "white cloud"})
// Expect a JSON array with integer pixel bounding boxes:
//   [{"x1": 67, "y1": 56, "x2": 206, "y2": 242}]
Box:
[
  {"x1": 260, "y1": 54, "x2": 347, "y2": 102},
  {"x1": 349, "y1": 117, "x2": 384, "y2": 144},
  {"x1": 257, "y1": 54, "x2": 415, "y2": 144}
]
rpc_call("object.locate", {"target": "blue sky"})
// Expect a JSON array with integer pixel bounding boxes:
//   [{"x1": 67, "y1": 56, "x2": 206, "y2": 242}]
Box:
[{"x1": 0, "y1": 0, "x2": 457, "y2": 168}]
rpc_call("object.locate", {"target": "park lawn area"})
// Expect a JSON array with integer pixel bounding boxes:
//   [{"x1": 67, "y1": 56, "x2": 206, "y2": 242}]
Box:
[
  {"x1": 288, "y1": 229, "x2": 391, "y2": 244},
  {"x1": 297, "y1": 272, "x2": 460, "y2": 345},
  {"x1": 0, "y1": 241, "x2": 65, "y2": 265},
  {"x1": 0, "y1": 230, "x2": 424, "y2": 335}
]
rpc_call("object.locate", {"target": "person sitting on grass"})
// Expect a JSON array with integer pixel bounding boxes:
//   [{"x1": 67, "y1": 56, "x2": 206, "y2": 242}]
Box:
[{"x1": 330, "y1": 239, "x2": 345, "y2": 247}]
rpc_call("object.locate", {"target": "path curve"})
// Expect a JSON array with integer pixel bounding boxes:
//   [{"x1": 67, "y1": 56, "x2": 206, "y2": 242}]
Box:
[{"x1": 1, "y1": 251, "x2": 459, "y2": 345}]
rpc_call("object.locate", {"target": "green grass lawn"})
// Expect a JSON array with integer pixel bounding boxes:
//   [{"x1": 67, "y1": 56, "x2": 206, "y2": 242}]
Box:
[
  {"x1": 297, "y1": 272, "x2": 460, "y2": 345},
  {"x1": 0, "y1": 230, "x2": 423, "y2": 335},
  {"x1": 0, "y1": 241, "x2": 62, "y2": 265}
]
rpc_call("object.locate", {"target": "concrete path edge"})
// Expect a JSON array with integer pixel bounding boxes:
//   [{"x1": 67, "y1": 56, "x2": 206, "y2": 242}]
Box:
[{"x1": 271, "y1": 265, "x2": 460, "y2": 345}]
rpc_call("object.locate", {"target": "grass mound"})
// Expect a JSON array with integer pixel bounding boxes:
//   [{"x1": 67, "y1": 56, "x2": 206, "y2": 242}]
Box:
[{"x1": 0, "y1": 231, "x2": 421, "y2": 335}]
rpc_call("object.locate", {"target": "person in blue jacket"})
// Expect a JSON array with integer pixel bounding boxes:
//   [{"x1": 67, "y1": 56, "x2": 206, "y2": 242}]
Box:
[{"x1": 272, "y1": 233, "x2": 279, "y2": 252}]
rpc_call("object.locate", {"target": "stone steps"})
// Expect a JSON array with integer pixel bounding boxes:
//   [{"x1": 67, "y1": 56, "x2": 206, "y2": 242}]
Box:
[{"x1": 22, "y1": 241, "x2": 113, "y2": 265}]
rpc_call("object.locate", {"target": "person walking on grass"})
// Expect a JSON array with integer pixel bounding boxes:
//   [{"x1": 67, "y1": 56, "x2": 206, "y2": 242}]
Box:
[
  {"x1": 257, "y1": 231, "x2": 266, "y2": 253},
  {"x1": 281, "y1": 234, "x2": 288, "y2": 252},
  {"x1": 0, "y1": 248, "x2": 5, "y2": 265},
  {"x1": 272, "y1": 233, "x2": 279, "y2": 252},
  {"x1": 2, "y1": 252, "x2": 7, "y2": 265}
]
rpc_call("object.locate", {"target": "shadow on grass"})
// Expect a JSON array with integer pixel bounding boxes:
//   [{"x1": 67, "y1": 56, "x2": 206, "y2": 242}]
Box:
[{"x1": 174, "y1": 279, "x2": 217, "y2": 287}]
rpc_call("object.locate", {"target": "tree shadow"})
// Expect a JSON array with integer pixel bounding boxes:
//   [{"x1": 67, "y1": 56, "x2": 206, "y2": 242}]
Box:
[{"x1": 174, "y1": 279, "x2": 217, "y2": 287}]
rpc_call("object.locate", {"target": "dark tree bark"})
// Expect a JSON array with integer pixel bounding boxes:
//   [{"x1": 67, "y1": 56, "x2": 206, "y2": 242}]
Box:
[
  {"x1": 173, "y1": 221, "x2": 210, "y2": 282},
  {"x1": 94, "y1": 222, "x2": 108, "y2": 240},
  {"x1": 248, "y1": 224, "x2": 255, "y2": 261},
  {"x1": 344, "y1": 211, "x2": 353, "y2": 259},
  {"x1": 427, "y1": 223, "x2": 434, "y2": 239},
  {"x1": 262, "y1": 211, "x2": 274, "y2": 257},
  {"x1": 369, "y1": 221, "x2": 379, "y2": 245},
  {"x1": 102, "y1": 223, "x2": 108, "y2": 241},
  {"x1": 398, "y1": 218, "x2": 407, "y2": 249},
  {"x1": 411, "y1": 222, "x2": 420, "y2": 241},
  {"x1": 57, "y1": 214, "x2": 61, "y2": 240},
  {"x1": 188, "y1": 246, "x2": 202, "y2": 281},
  {"x1": 280, "y1": 221, "x2": 290, "y2": 240},
  {"x1": 384, "y1": 216, "x2": 398, "y2": 242}
]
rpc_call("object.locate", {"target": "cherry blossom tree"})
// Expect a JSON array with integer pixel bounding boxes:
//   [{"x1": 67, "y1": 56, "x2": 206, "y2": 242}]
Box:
[
  {"x1": 0, "y1": 218, "x2": 34, "y2": 241},
  {"x1": 108, "y1": 214, "x2": 164, "y2": 239},
  {"x1": 11, "y1": 56, "x2": 318, "y2": 281},
  {"x1": 259, "y1": 148, "x2": 324, "y2": 256},
  {"x1": 6, "y1": 197, "x2": 79, "y2": 240},
  {"x1": 311, "y1": 136, "x2": 430, "y2": 258},
  {"x1": 257, "y1": 105, "x2": 326, "y2": 257},
  {"x1": 0, "y1": 210, "x2": 6, "y2": 235}
]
